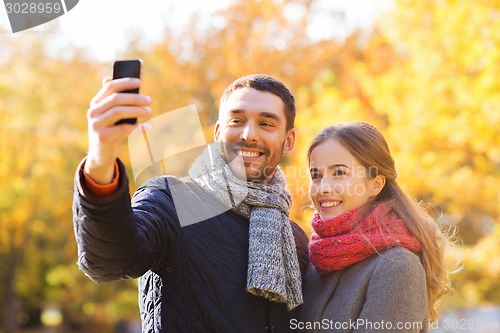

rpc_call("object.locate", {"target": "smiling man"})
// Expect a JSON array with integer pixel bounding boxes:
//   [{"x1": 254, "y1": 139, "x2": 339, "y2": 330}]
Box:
[
  {"x1": 72, "y1": 74, "x2": 309, "y2": 333},
  {"x1": 215, "y1": 80, "x2": 296, "y2": 183}
]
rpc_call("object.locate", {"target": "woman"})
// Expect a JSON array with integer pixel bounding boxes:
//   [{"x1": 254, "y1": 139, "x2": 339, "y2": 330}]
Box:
[{"x1": 298, "y1": 122, "x2": 452, "y2": 333}]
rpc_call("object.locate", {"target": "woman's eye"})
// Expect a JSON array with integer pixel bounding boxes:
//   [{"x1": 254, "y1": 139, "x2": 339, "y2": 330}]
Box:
[
  {"x1": 332, "y1": 169, "x2": 347, "y2": 177},
  {"x1": 310, "y1": 173, "x2": 321, "y2": 180}
]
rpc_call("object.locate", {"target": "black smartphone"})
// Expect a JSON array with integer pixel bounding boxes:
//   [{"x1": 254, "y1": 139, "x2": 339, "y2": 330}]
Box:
[{"x1": 112, "y1": 59, "x2": 143, "y2": 125}]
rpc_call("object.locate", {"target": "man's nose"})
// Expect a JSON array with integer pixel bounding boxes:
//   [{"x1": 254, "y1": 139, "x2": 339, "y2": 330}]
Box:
[{"x1": 241, "y1": 122, "x2": 259, "y2": 142}]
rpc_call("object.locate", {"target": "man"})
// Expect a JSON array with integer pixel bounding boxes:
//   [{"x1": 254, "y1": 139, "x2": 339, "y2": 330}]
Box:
[{"x1": 73, "y1": 74, "x2": 309, "y2": 332}]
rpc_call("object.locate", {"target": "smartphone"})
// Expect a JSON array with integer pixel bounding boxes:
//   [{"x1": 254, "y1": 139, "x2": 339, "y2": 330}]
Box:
[{"x1": 112, "y1": 59, "x2": 143, "y2": 125}]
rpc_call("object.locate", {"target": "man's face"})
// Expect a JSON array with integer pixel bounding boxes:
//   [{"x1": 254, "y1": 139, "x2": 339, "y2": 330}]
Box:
[{"x1": 214, "y1": 87, "x2": 295, "y2": 184}]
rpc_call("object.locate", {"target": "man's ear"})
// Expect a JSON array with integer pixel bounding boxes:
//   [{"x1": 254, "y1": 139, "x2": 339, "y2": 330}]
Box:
[
  {"x1": 369, "y1": 174, "x2": 386, "y2": 197},
  {"x1": 282, "y1": 128, "x2": 296, "y2": 155},
  {"x1": 214, "y1": 121, "x2": 221, "y2": 142}
]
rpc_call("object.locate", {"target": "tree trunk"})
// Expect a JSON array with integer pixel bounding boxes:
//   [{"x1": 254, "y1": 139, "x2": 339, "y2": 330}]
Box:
[{"x1": 1, "y1": 253, "x2": 18, "y2": 333}]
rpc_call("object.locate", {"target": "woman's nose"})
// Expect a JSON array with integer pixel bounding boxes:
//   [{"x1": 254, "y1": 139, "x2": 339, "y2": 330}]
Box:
[
  {"x1": 319, "y1": 179, "x2": 332, "y2": 194},
  {"x1": 319, "y1": 178, "x2": 341, "y2": 195}
]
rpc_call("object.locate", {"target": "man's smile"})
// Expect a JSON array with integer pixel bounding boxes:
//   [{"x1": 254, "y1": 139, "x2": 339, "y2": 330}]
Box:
[{"x1": 238, "y1": 148, "x2": 264, "y2": 160}]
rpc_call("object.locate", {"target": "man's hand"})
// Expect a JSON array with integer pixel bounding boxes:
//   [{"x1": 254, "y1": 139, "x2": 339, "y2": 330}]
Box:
[{"x1": 84, "y1": 77, "x2": 152, "y2": 184}]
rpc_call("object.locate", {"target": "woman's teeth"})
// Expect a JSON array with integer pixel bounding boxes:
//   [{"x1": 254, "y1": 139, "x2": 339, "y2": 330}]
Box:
[{"x1": 321, "y1": 201, "x2": 342, "y2": 208}]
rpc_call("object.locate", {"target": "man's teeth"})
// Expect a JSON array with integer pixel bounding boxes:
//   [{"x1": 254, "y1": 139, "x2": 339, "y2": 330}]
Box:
[
  {"x1": 240, "y1": 151, "x2": 260, "y2": 158},
  {"x1": 321, "y1": 201, "x2": 342, "y2": 208}
]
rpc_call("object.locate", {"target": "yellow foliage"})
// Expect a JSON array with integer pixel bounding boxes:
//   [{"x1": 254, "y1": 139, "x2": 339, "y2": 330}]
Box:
[{"x1": 0, "y1": 0, "x2": 498, "y2": 328}]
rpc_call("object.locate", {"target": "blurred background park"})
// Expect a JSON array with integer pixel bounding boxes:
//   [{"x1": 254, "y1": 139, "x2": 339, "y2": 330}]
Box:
[{"x1": 1, "y1": 0, "x2": 499, "y2": 332}]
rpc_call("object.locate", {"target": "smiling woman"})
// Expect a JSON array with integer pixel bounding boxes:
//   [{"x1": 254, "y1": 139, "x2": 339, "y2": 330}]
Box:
[
  {"x1": 309, "y1": 137, "x2": 385, "y2": 220},
  {"x1": 300, "y1": 121, "x2": 454, "y2": 332}
]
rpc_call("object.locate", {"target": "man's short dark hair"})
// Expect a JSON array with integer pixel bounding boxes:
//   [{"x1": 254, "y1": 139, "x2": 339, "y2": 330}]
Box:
[{"x1": 220, "y1": 74, "x2": 296, "y2": 131}]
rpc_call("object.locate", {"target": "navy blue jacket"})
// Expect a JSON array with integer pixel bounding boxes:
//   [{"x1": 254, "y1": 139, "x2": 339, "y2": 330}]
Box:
[{"x1": 73, "y1": 159, "x2": 309, "y2": 333}]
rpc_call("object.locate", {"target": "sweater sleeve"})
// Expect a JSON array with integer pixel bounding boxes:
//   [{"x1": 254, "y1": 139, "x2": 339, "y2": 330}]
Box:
[
  {"x1": 83, "y1": 161, "x2": 120, "y2": 197},
  {"x1": 354, "y1": 248, "x2": 428, "y2": 333},
  {"x1": 72, "y1": 157, "x2": 180, "y2": 283}
]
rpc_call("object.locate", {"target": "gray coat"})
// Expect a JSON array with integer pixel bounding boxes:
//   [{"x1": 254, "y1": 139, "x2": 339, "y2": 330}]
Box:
[{"x1": 298, "y1": 247, "x2": 428, "y2": 333}]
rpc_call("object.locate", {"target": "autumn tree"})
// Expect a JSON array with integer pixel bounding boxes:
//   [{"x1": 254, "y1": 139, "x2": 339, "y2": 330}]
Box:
[
  {"x1": 0, "y1": 34, "x2": 139, "y2": 332},
  {"x1": 1, "y1": 0, "x2": 498, "y2": 331}
]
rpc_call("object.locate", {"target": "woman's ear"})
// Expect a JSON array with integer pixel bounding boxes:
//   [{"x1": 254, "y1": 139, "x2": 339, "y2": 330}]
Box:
[{"x1": 369, "y1": 175, "x2": 386, "y2": 197}]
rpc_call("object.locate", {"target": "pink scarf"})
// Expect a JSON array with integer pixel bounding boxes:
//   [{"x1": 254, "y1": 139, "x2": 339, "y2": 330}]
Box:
[{"x1": 309, "y1": 203, "x2": 422, "y2": 274}]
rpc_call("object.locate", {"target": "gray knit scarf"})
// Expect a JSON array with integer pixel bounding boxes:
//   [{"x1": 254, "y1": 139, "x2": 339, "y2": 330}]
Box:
[{"x1": 188, "y1": 143, "x2": 303, "y2": 310}]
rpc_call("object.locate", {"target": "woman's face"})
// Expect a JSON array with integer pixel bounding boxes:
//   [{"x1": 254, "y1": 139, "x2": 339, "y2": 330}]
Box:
[{"x1": 309, "y1": 139, "x2": 382, "y2": 220}]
